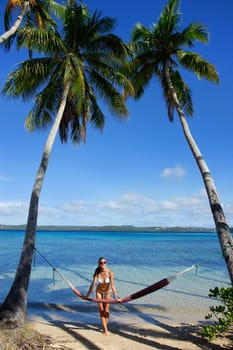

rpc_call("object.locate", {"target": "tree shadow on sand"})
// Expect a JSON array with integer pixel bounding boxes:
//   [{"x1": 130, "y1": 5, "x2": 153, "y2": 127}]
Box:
[
  {"x1": 29, "y1": 302, "x2": 232, "y2": 350},
  {"x1": 110, "y1": 322, "x2": 232, "y2": 350},
  {"x1": 110, "y1": 303, "x2": 232, "y2": 350}
]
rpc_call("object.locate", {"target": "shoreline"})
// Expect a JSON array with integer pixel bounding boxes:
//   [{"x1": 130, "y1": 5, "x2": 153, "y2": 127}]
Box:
[
  {"x1": 0, "y1": 225, "x2": 219, "y2": 233},
  {"x1": 27, "y1": 303, "x2": 232, "y2": 349}
]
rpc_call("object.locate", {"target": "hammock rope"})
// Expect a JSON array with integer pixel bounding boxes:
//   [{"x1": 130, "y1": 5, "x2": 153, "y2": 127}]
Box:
[{"x1": 33, "y1": 247, "x2": 196, "y2": 304}]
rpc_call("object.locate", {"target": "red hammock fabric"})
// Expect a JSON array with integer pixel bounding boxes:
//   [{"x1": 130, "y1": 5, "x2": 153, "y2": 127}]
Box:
[
  {"x1": 74, "y1": 277, "x2": 169, "y2": 304},
  {"x1": 68, "y1": 265, "x2": 195, "y2": 304}
]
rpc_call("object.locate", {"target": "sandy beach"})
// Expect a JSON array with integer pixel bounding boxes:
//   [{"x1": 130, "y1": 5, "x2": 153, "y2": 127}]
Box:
[{"x1": 28, "y1": 303, "x2": 232, "y2": 350}]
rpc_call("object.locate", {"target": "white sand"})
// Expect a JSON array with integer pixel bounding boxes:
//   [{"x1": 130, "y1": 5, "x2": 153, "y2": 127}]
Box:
[{"x1": 28, "y1": 302, "x2": 232, "y2": 349}]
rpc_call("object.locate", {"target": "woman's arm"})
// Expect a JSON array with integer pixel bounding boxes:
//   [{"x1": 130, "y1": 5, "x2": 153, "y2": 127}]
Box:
[
  {"x1": 86, "y1": 275, "x2": 97, "y2": 297},
  {"x1": 110, "y1": 271, "x2": 120, "y2": 301}
]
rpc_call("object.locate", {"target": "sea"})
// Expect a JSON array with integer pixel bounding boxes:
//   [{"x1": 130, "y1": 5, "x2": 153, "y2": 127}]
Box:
[{"x1": 0, "y1": 230, "x2": 231, "y2": 325}]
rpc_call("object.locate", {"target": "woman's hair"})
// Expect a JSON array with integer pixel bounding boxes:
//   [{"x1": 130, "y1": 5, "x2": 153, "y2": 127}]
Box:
[{"x1": 93, "y1": 257, "x2": 106, "y2": 277}]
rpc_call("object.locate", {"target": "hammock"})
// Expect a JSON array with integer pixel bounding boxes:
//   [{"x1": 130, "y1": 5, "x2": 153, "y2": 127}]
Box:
[
  {"x1": 33, "y1": 247, "x2": 195, "y2": 304},
  {"x1": 56, "y1": 263, "x2": 195, "y2": 304}
]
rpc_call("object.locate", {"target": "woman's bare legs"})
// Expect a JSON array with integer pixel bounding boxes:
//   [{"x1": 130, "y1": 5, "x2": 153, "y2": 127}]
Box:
[
  {"x1": 98, "y1": 304, "x2": 108, "y2": 335},
  {"x1": 104, "y1": 305, "x2": 110, "y2": 328},
  {"x1": 96, "y1": 292, "x2": 111, "y2": 335},
  {"x1": 103, "y1": 292, "x2": 111, "y2": 333}
]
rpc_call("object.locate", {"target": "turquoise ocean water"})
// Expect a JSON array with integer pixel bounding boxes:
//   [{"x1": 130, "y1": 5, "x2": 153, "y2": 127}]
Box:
[{"x1": 0, "y1": 230, "x2": 231, "y2": 323}]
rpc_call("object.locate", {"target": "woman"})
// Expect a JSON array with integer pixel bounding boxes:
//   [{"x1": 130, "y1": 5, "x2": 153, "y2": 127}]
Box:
[{"x1": 84, "y1": 257, "x2": 120, "y2": 335}]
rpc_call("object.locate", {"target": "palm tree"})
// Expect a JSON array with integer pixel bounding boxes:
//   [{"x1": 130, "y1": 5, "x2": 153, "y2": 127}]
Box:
[
  {"x1": 129, "y1": 0, "x2": 233, "y2": 284},
  {"x1": 0, "y1": 0, "x2": 29, "y2": 44},
  {"x1": 0, "y1": 0, "x2": 62, "y2": 45},
  {"x1": 0, "y1": 1, "x2": 132, "y2": 328}
]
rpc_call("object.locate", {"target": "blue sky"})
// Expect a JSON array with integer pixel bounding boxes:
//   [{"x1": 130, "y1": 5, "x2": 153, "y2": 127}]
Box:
[{"x1": 0, "y1": 0, "x2": 232, "y2": 228}]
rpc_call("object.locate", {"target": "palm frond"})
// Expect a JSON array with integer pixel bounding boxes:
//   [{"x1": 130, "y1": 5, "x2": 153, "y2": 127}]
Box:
[
  {"x1": 127, "y1": 47, "x2": 160, "y2": 99},
  {"x1": 87, "y1": 90, "x2": 105, "y2": 129},
  {"x1": 131, "y1": 23, "x2": 152, "y2": 43},
  {"x1": 25, "y1": 77, "x2": 63, "y2": 131},
  {"x1": 130, "y1": 63, "x2": 155, "y2": 99},
  {"x1": 25, "y1": 108, "x2": 52, "y2": 132},
  {"x1": 48, "y1": 0, "x2": 66, "y2": 20},
  {"x1": 90, "y1": 70, "x2": 129, "y2": 118},
  {"x1": 88, "y1": 10, "x2": 115, "y2": 35},
  {"x1": 64, "y1": 2, "x2": 89, "y2": 49},
  {"x1": 2, "y1": 57, "x2": 54, "y2": 100},
  {"x1": 93, "y1": 34, "x2": 130, "y2": 59},
  {"x1": 157, "y1": 0, "x2": 181, "y2": 35},
  {"x1": 177, "y1": 51, "x2": 220, "y2": 83},
  {"x1": 171, "y1": 70, "x2": 193, "y2": 115},
  {"x1": 16, "y1": 27, "x2": 65, "y2": 54},
  {"x1": 59, "y1": 96, "x2": 82, "y2": 144},
  {"x1": 180, "y1": 22, "x2": 208, "y2": 46}
]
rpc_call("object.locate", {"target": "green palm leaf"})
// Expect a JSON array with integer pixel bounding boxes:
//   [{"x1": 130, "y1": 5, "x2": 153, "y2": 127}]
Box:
[{"x1": 177, "y1": 51, "x2": 219, "y2": 82}]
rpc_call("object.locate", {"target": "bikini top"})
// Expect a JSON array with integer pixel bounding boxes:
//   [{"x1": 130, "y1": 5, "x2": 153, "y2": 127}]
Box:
[{"x1": 98, "y1": 274, "x2": 110, "y2": 284}]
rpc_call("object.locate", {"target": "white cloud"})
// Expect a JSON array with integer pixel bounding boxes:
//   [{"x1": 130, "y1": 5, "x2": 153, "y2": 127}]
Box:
[
  {"x1": 0, "y1": 202, "x2": 27, "y2": 216},
  {"x1": 61, "y1": 200, "x2": 89, "y2": 214},
  {"x1": 0, "y1": 189, "x2": 232, "y2": 228},
  {"x1": 160, "y1": 164, "x2": 186, "y2": 179}
]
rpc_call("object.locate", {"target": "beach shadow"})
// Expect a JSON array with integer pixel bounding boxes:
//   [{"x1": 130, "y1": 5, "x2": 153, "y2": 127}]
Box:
[
  {"x1": 153, "y1": 321, "x2": 233, "y2": 350},
  {"x1": 36, "y1": 317, "x2": 182, "y2": 350},
  {"x1": 44, "y1": 317, "x2": 231, "y2": 350},
  {"x1": 111, "y1": 304, "x2": 232, "y2": 349},
  {"x1": 110, "y1": 321, "x2": 232, "y2": 350},
  {"x1": 28, "y1": 303, "x2": 232, "y2": 350},
  {"x1": 52, "y1": 321, "x2": 103, "y2": 350},
  {"x1": 110, "y1": 323, "x2": 182, "y2": 350},
  {"x1": 30, "y1": 319, "x2": 103, "y2": 350}
]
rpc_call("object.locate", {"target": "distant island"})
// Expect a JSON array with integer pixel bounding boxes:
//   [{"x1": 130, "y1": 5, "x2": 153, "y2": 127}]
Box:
[{"x1": 0, "y1": 224, "x2": 226, "y2": 233}]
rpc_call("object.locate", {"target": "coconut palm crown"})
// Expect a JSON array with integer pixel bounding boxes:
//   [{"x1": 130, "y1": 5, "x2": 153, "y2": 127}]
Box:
[
  {"x1": 3, "y1": 1, "x2": 132, "y2": 142},
  {"x1": 130, "y1": 0, "x2": 219, "y2": 120}
]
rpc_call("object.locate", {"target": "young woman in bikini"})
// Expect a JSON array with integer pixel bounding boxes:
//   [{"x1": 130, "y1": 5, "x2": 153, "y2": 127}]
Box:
[{"x1": 84, "y1": 257, "x2": 121, "y2": 335}]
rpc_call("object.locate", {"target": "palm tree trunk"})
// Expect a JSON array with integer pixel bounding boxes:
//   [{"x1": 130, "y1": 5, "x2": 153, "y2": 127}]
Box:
[
  {"x1": 165, "y1": 67, "x2": 233, "y2": 285},
  {"x1": 0, "y1": 1, "x2": 30, "y2": 44},
  {"x1": 0, "y1": 83, "x2": 70, "y2": 328}
]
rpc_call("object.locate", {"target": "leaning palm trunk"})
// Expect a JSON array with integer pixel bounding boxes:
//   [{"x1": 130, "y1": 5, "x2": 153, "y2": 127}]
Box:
[
  {"x1": 165, "y1": 68, "x2": 233, "y2": 285},
  {"x1": 0, "y1": 83, "x2": 70, "y2": 328},
  {"x1": 0, "y1": 1, "x2": 30, "y2": 44}
]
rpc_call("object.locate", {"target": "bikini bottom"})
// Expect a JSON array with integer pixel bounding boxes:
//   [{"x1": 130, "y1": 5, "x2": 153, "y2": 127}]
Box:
[{"x1": 97, "y1": 291, "x2": 111, "y2": 299}]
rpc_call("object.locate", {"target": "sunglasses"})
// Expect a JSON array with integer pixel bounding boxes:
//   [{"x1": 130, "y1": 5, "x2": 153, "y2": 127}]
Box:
[{"x1": 100, "y1": 261, "x2": 107, "y2": 264}]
